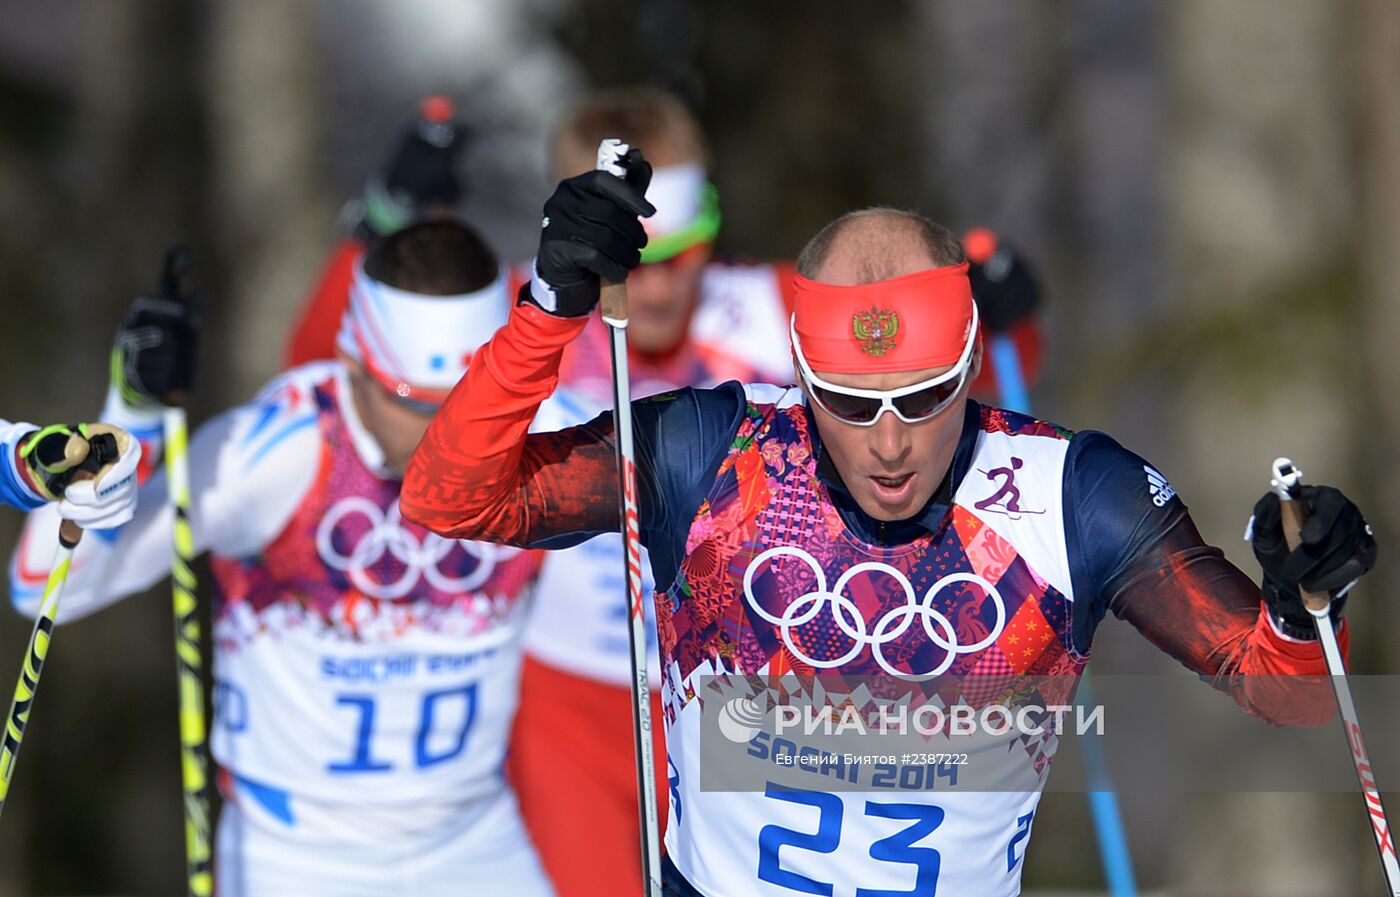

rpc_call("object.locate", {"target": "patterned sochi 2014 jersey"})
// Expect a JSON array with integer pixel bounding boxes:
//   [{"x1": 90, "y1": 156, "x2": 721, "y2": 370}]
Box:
[
  {"x1": 208, "y1": 373, "x2": 543, "y2": 821},
  {"x1": 659, "y1": 386, "x2": 1082, "y2": 897}
]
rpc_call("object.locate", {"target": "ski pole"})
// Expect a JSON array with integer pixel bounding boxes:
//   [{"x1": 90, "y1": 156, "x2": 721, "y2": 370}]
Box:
[
  {"x1": 158, "y1": 248, "x2": 214, "y2": 897},
  {"x1": 1270, "y1": 458, "x2": 1400, "y2": 896},
  {"x1": 991, "y1": 333, "x2": 1139, "y2": 897},
  {"x1": 596, "y1": 138, "x2": 663, "y2": 897},
  {"x1": 988, "y1": 334, "x2": 1031, "y2": 416},
  {"x1": 1074, "y1": 671, "x2": 1137, "y2": 896},
  {"x1": 0, "y1": 519, "x2": 83, "y2": 823},
  {"x1": 165, "y1": 406, "x2": 213, "y2": 896}
]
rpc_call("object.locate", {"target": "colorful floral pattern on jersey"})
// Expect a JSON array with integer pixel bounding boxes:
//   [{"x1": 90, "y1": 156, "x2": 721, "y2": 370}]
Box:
[
  {"x1": 657, "y1": 400, "x2": 1084, "y2": 713},
  {"x1": 981, "y1": 403, "x2": 1072, "y2": 441},
  {"x1": 210, "y1": 377, "x2": 542, "y2": 647}
]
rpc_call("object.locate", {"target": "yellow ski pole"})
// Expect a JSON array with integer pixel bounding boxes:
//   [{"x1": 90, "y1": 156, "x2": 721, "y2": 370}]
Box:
[
  {"x1": 0, "y1": 519, "x2": 83, "y2": 822},
  {"x1": 154, "y1": 244, "x2": 214, "y2": 896},
  {"x1": 164, "y1": 406, "x2": 213, "y2": 896}
]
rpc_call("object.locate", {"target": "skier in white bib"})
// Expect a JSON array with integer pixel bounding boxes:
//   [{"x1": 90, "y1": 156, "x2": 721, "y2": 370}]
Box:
[{"x1": 11, "y1": 223, "x2": 557, "y2": 897}]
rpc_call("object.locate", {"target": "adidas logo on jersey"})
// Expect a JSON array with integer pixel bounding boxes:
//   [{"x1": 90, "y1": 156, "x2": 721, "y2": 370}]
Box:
[{"x1": 1145, "y1": 465, "x2": 1176, "y2": 508}]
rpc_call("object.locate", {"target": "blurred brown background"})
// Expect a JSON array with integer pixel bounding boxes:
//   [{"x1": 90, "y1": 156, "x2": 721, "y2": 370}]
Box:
[{"x1": 1, "y1": 0, "x2": 1397, "y2": 894}]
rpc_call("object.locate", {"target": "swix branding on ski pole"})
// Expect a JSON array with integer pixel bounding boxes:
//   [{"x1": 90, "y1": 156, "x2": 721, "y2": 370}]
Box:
[
  {"x1": 1271, "y1": 458, "x2": 1400, "y2": 895},
  {"x1": 623, "y1": 458, "x2": 644, "y2": 623},
  {"x1": 597, "y1": 137, "x2": 664, "y2": 897},
  {"x1": 1346, "y1": 721, "x2": 1396, "y2": 859}
]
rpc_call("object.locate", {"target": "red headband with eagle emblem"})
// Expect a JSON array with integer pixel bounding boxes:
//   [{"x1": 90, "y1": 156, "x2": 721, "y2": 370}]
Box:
[{"x1": 790, "y1": 263, "x2": 977, "y2": 374}]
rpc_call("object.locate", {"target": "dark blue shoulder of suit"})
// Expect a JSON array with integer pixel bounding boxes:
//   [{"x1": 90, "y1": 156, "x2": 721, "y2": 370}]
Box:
[{"x1": 1062, "y1": 428, "x2": 1191, "y2": 653}]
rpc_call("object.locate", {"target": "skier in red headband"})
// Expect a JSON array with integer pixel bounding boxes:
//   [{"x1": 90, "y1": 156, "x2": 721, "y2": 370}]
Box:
[{"x1": 401, "y1": 151, "x2": 1376, "y2": 897}]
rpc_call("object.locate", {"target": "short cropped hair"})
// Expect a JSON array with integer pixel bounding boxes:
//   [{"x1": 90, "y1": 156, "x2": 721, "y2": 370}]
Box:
[
  {"x1": 363, "y1": 220, "x2": 498, "y2": 295},
  {"x1": 552, "y1": 87, "x2": 708, "y2": 178},
  {"x1": 795, "y1": 207, "x2": 966, "y2": 283}
]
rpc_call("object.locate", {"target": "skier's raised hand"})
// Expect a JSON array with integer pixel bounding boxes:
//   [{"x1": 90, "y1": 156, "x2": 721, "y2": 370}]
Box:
[
  {"x1": 17, "y1": 422, "x2": 140, "y2": 529},
  {"x1": 963, "y1": 227, "x2": 1041, "y2": 334},
  {"x1": 526, "y1": 145, "x2": 655, "y2": 318},
  {"x1": 1250, "y1": 484, "x2": 1377, "y2": 639},
  {"x1": 112, "y1": 247, "x2": 206, "y2": 408}
]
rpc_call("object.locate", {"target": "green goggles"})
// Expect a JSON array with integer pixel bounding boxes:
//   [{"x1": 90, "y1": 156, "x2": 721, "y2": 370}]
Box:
[{"x1": 638, "y1": 183, "x2": 722, "y2": 264}]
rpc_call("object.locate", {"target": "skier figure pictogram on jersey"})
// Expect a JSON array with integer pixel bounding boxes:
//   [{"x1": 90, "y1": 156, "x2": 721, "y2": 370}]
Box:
[{"x1": 974, "y1": 457, "x2": 1046, "y2": 520}]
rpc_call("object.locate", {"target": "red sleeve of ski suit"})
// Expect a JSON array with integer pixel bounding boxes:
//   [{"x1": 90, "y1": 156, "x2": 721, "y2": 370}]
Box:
[
  {"x1": 401, "y1": 302, "x2": 620, "y2": 544},
  {"x1": 1065, "y1": 430, "x2": 1347, "y2": 727},
  {"x1": 1109, "y1": 515, "x2": 1348, "y2": 727}
]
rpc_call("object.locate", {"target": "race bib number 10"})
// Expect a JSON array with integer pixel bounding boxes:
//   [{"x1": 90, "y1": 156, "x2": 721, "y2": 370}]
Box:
[{"x1": 329, "y1": 685, "x2": 478, "y2": 773}]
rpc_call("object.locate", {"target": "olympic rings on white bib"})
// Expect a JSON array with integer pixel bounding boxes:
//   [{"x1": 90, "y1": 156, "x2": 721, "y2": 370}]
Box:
[
  {"x1": 742, "y1": 546, "x2": 1006, "y2": 679},
  {"x1": 316, "y1": 497, "x2": 517, "y2": 600}
]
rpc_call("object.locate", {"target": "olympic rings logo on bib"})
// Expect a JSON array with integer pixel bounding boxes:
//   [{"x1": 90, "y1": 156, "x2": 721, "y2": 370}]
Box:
[
  {"x1": 316, "y1": 497, "x2": 518, "y2": 601},
  {"x1": 742, "y1": 546, "x2": 1006, "y2": 679}
]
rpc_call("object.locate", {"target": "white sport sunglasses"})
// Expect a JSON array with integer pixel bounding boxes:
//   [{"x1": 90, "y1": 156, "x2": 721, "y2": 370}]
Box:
[{"x1": 789, "y1": 303, "x2": 978, "y2": 427}]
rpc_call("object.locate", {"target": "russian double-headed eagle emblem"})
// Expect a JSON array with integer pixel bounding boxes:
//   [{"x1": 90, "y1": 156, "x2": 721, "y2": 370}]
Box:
[{"x1": 851, "y1": 307, "x2": 900, "y2": 356}]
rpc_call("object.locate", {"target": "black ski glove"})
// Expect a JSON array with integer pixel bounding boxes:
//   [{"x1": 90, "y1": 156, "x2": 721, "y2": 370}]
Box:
[
  {"x1": 964, "y1": 229, "x2": 1041, "y2": 334},
  {"x1": 1250, "y1": 485, "x2": 1376, "y2": 639},
  {"x1": 525, "y1": 148, "x2": 655, "y2": 318},
  {"x1": 112, "y1": 247, "x2": 206, "y2": 407}
]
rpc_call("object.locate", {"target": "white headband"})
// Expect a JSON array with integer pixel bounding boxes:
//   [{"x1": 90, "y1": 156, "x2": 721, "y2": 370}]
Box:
[
  {"x1": 644, "y1": 162, "x2": 707, "y2": 237},
  {"x1": 336, "y1": 260, "x2": 510, "y2": 400}
]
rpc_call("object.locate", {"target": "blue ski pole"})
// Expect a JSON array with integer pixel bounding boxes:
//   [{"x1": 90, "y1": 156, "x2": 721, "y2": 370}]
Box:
[{"x1": 990, "y1": 331, "x2": 1138, "y2": 897}]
